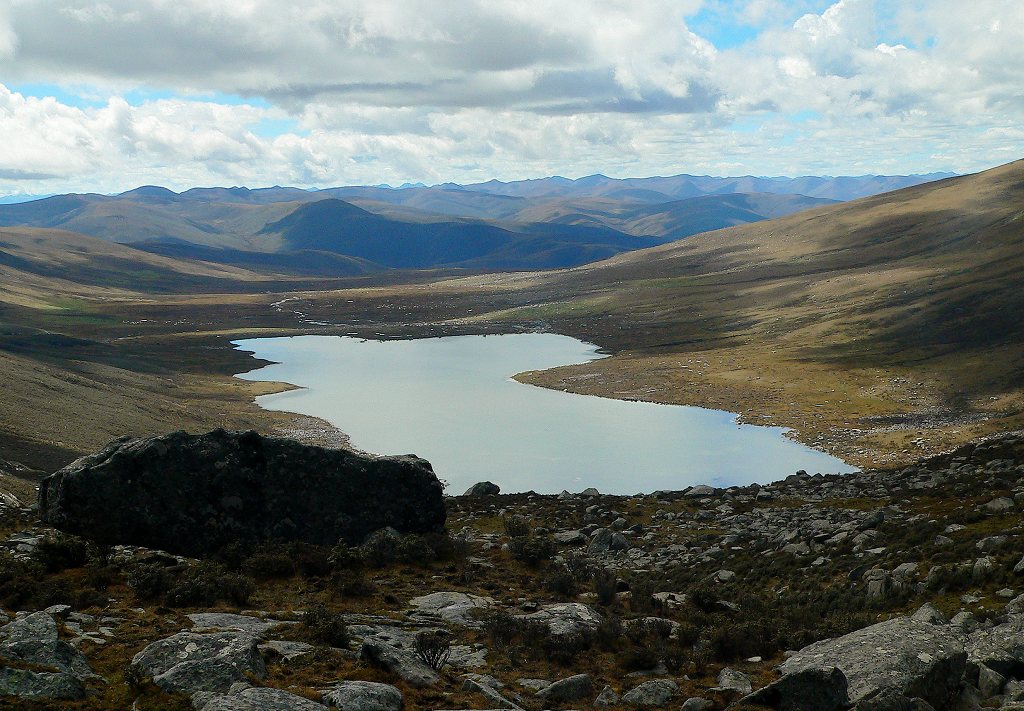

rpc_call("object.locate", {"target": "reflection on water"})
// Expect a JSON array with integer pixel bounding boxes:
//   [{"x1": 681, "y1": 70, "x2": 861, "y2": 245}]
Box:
[{"x1": 234, "y1": 333, "x2": 855, "y2": 495}]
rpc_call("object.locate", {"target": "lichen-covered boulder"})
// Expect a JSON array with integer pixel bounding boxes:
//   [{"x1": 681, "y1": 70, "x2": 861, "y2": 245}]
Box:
[{"x1": 39, "y1": 429, "x2": 446, "y2": 555}]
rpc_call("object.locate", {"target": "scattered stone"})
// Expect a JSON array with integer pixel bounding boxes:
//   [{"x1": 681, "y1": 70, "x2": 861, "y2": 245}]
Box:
[
  {"x1": 743, "y1": 666, "x2": 849, "y2": 711},
  {"x1": 620, "y1": 679, "x2": 678, "y2": 706},
  {"x1": 407, "y1": 591, "x2": 492, "y2": 627},
  {"x1": 128, "y1": 631, "x2": 266, "y2": 696},
  {"x1": 589, "y1": 528, "x2": 630, "y2": 553},
  {"x1": 39, "y1": 429, "x2": 446, "y2": 555},
  {"x1": 360, "y1": 639, "x2": 439, "y2": 687},
  {"x1": 714, "y1": 667, "x2": 752, "y2": 694},
  {"x1": 594, "y1": 685, "x2": 620, "y2": 707},
  {"x1": 911, "y1": 603, "x2": 948, "y2": 626},
  {"x1": 195, "y1": 686, "x2": 328, "y2": 710},
  {"x1": 685, "y1": 485, "x2": 716, "y2": 497},
  {"x1": 519, "y1": 603, "x2": 603, "y2": 638},
  {"x1": 0, "y1": 668, "x2": 84, "y2": 701},
  {"x1": 463, "y1": 482, "x2": 500, "y2": 497},
  {"x1": 462, "y1": 676, "x2": 522, "y2": 709},
  {"x1": 983, "y1": 497, "x2": 1014, "y2": 513},
  {"x1": 680, "y1": 698, "x2": 715, "y2": 711},
  {"x1": 536, "y1": 673, "x2": 592, "y2": 703},
  {"x1": 777, "y1": 617, "x2": 965, "y2": 709},
  {"x1": 321, "y1": 680, "x2": 403, "y2": 711},
  {"x1": 188, "y1": 613, "x2": 291, "y2": 635},
  {"x1": 554, "y1": 530, "x2": 587, "y2": 545}
]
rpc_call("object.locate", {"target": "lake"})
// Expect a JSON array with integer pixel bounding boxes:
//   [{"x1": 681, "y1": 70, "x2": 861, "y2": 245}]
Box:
[{"x1": 233, "y1": 333, "x2": 856, "y2": 494}]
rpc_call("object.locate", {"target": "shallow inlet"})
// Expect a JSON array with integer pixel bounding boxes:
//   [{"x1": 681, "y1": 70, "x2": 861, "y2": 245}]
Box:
[{"x1": 233, "y1": 333, "x2": 856, "y2": 495}]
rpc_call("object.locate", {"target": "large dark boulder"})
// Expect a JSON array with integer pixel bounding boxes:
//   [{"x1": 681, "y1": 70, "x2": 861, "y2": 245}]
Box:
[{"x1": 38, "y1": 429, "x2": 446, "y2": 556}]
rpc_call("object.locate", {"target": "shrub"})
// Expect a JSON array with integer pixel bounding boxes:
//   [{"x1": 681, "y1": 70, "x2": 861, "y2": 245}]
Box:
[
  {"x1": 360, "y1": 529, "x2": 401, "y2": 568},
  {"x1": 126, "y1": 563, "x2": 176, "y2": 601},
  {"x1": 329, "y1": 542, "x2": 362, "y2": 571},
  {"x1": 482, "y1": 610, "x2": 521, "y2": 651},
  {"x1": 329, "y1": 568, "x2": 374, "y2": 598},
  {"x1": 543, "y1": 566, "x2": 577, "y2": 598},
  {"x1": 423, "y1": 531, "x2": 471, "y2": 562},
  {"x1": 503, "y1": 515, "x2": 531, "y2": 539},
  {"x1": 34, "y1": 535, "x2": 89, "y2": 573},
  {"x1": 629, "y1": 576, "x2": 660, "y2": 613},
  {"x1": 414, "y1": 630, "x2": 452, "y2": 670},
  {"x1": 84, "y1": 564, "x2": 117, "y2": 590},
  {"x1": 508, "y1": 535, "x2": 556, "y2": 567},
  {"x1": 593, "y1": 568, "x2": 618, "y2": 605},
  {"x1": 292, "y1": 544, "x2": 333, "y2": 578},
  {"x1": 303, "y1": 604, "x2": 350, "y2": 647},
  {"x1": 542, "y1": 630, "x2": 591, "y2": 666},
  {"x1": 396, "y1": 535, "x2": 436, "y2": 566},
  {"x1": 242, "y1": 547, "x2": 297, "y2": 580},
  {"x1": 594, "y1": 615, "x2": 623, "y2": 650},
  {"x1": 164, "y1": 563, "x2": 253, "y2": 607}
]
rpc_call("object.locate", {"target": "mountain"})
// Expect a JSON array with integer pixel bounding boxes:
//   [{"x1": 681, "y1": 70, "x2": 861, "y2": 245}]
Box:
[{"x1": 0, "y1": 169, "x2": 952, "y2": 277}]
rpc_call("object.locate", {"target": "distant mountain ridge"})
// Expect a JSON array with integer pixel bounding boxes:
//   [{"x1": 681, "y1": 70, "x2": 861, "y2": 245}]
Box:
[{"x1": 0, "y1": 170, "x2": 952, "y2": 276}]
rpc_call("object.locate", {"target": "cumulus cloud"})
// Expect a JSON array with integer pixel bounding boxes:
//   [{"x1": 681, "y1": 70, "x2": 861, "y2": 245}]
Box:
[{"x1": 0, "y1": 0, "x2": 1021, "y2": 194}]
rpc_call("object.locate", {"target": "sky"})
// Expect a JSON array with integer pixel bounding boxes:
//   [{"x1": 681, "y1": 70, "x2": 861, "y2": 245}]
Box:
[{"x1": 0, "y1": 0, "x2": 1022, "y2": 195}]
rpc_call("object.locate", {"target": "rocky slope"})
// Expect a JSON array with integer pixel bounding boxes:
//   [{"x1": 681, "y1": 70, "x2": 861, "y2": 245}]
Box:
[{"x1": 2, "y1": 431, "x2": 1024, "y2": 709}]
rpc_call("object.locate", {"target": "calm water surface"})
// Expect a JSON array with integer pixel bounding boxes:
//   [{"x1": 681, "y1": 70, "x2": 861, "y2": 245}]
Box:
[{"x1": 233, "y1": 334, "x2": 855, "y2": 494}]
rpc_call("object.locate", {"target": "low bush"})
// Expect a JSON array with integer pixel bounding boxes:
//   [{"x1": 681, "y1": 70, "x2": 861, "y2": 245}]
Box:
[
  {"x1": 503, "y1": 515, "x2": 531, "y2": 539},
  {"x1": 414, "y1": 630, "x2": 452, "y2": 670},
  {"x1": 242, "y1": 546, "x2": 297, "y2": 580},
  {"x1": 303, "y1": 604, "x2": 350, "y2": 647},
  {"x1": 396, "y1": 535, "x2": 436, "y2": 566},
  {"x1": 126, "y1": 563, "x2": 176, "y2": 601},
  {"x1": 508, "y1": 535, "x2": 556, "y2": 567},
  {"x1": 593, "y1": 568, "x2": 618, "y2": 605},
  {"x1": 34, "y1": 535, "x2": 89, "y2": 573},
  {"x1": 360, "y1": 529, "x2": 401, "y2": 568},
  {"x1": 164, "y1": 563, "x2": 254, "y2": 607}
]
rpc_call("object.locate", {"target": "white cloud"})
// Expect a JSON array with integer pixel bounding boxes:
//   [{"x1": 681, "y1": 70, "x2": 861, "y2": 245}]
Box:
[{"x1": 0, "y1": 0, "x2": 1021, "y2": 193}]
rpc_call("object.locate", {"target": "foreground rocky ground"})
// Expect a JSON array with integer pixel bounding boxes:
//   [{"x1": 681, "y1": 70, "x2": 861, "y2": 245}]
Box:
[{"x1": 3, "y1": 432, "x2": 1024, "y2": 709}]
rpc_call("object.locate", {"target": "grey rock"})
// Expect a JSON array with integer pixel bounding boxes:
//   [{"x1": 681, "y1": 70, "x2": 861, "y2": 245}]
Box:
[
  {"x1": 743, "y1": 666, "x2": 849, "y2": 711},
  {"x1": 977, "y1": 663, "x2": 1005, "y2": 698},
  {"x1": 516, "y1": 678, "x2": 551, "y2": 691},
  {"x1": 620, "y1": 679, "x2": 678, "y2": 706},
  {"x1": 188, "y1": 613, "x2": 291, "y2": 635},
  {"x1": 911, "y1": 603, "x2": 948, "y2": 625},
  {"x1": 463, "y1": 481, "x2": 500, "y2": 497},
  {"x1": 680, "y1": 698, "x2": 714, "y2": 711},
  {"x1": 519, "y1": 603, "x2": 603, "y2": 639},
  {"x1": 1014, "y1": 555, "x2": 1024, "y2": 575},
  {"x1": 965, "y1": 615, "x2": 1024, "y2": 677},
  {"x1": 849, "y1": 687, "x2": 936, "y2": 710},
  {"x1": 0, "y1": 667, "x2": 84, "y2": 700},
  {"x1": 408, "y1": 591, "x2": 492, "y2": 627},
  {"x1": 0, "y1": 612, "x2": 94, "y2": 680},
  {"x1": 685, "y1": 485, "x2": 716, "y2": 497},
  {"x1": 778, "y1": 617, "x2": 965, "y2": 709},
  {"x1": 715, "y1": 667, "x2": 752, "y2": 694},
  {"x1": 196, "y1": 687, "x2": 328, "y2": 710},
  {"x1": 322, "y1": 680, "x2": 403, "y2": 711},
  {"x1": 462, "y1": 677, "x2": 521, "y2": 709},
  {"x1": 128, "y1": 631, "x2": 266, "y2": 696},
  {"x1": 360, "y1": 639, "x2": 439, "y2": 687},
  {"x1": 553, "y1": 530, "x2": 587, "y2": 545},
  {"x1": 983, "y1": 497, "x2": 1015, "y2": 513},
  {"x1": 594, "y1": 685, "x2": 620, "y2": 707},
  {"x1": 536, "y1": 673, "x2": 592, "y2": 703},
  {"x1": 39, "y1": 429, "x2": 446, "y2": 555},
  {"x1": 1005, "y1": 595, "x2": 1024, "y2": 614},
  {"x1": 259, "y1": 640, "x2": 316, "y2": 661},
  {"x1": 589, "y1": 528, "x2": 630, "y2": 553}
]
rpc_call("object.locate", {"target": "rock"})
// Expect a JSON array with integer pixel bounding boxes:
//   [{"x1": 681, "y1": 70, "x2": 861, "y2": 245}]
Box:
[
  {"x1": 973, "y1": 557, "x2": 995, "y2": 581},
  {"x1": 911, "y1": 603, "x2": 948, "y2": 625},
  {"x1": 1014, "y1": 555, "x2": 1024, "y2": 575},
  {"x1": 519, "y1": 603, "x2": 603, "y2": 638},
  {"x1": 680, "y1": 698, "x2": 714, "y2": 711},
  {"x1": 259, "y1": 640, "x2": 315, "y2": 661},
  {"x1": 0, "y1": 668, "x2": 84, "y2": 700},
  {"x1": 39, "y1": 429, "x2": 446, "y2": 555},
  {"x1": 594, "y1": 685, "x2": 620, "y2": 707},
  {"x1": 715, "y1": 667, "x2": 752, "y2": 694},
  {"x1": 407, "y1": 591, "x2": 492, "y2": 627},
  {"x1": 589, "y1": 528, "x2": 630, "y2": 553},
  {"x1": 195, "y1": 686, "x2": 327, "y2": 710},
  {"x1": 0, "y1": 611, "x2": 94, "y2": 681},
  {"x1": 188, "y1": 613, "x2": 291, "y2": 635},
  {"x1": 743, "y1": 666, "x2": 849, "y2": 711},
  {"x1": 849, "y1": 687, "x2": 936, "y2": 710},
  {"x1": 580, "y1": 487, "x2": 601, "y2": 497},
  {"x1": 1007, "y1": 594, "x2": 1024, "y2": 614},
  {"x1": 321, "y1": 681, "x2": 403, "y2": 711},
  {"x1": 517, "y1": 678, "x2": 551, "y2": 692},
  {"x1": 462, "y1": 677, "x2": 522, "y2": 709},
  {"x1": 128, "y1": 631, "x2": 266, "y2": 696},
  {"x1": 620, "y1": 679, "x2": 678, "y2": 706},
  {"x1": 553, "y1": 530, "x2": 587, "y2": 545},
  {"x1": 983, "y1": 497, "x2": 1015, "y2": 513},
  {"x1": 360, "y1": 639, "x2": 439, "y2": 687},
  {"x1": 685, "y1": 485, "x2": 716, "y2": 497},
  {"x1": 536, "y1": 673, "x2": 592, "y2": 703},
  {"x1": 977, "y1": 663, "x2": 1005, "y2": 697},
  {"x1": 777, "y1": 617, "x2": 965, "y2": 709},
  {"x1": 463, "y1": 481, "x2": 500, "y2": 497},
  {"x1": 965, "y1": 614, "x2": 1024, "y2": 678}
]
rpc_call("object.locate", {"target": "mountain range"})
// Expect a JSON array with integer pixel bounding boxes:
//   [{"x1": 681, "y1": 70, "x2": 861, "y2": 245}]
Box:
[{"x1": 0, "y1": 171, "x2": 949, "y2": 276}]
